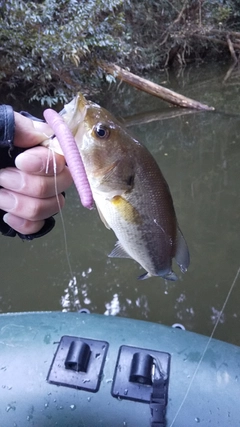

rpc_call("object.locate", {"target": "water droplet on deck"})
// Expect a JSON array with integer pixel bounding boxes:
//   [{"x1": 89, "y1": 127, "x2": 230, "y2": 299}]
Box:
[
  {"x1": 124, "y1": 389, "x2": 128, "y2": 395},
  {"x1": 195, "y1": 417, "x2": 200, "y2": 423},
  {"x1": 44, "y1": 334, "x2": 51, "y2": 344},
  {"x1": 44, "y1": 403, "x2": 49, "y2": 408},
  {"x1": 87, "y1": 397, "x2": 91, "y2": 402},
  {"x1": 6, "y1": 404, "x2": 16, "y2": 412},
  {"x1": 70, "y1": 404, "x2": 76, "y2": 411}
]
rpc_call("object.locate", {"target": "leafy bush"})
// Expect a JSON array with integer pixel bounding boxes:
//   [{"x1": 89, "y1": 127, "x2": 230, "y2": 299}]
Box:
[
  {"x1": 1, "y1": 0, "x2": 240, "y2": 105},
  {"x1": 0, "y1": 0, "x2": 127, "y2": 104}
]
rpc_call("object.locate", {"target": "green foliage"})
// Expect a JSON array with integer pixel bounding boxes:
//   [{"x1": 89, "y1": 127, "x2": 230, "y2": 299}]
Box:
[
  {"x1": 0, "y1": 0, "x2": 127, "y2": 104},
  {"x1": 1, "y1": 0, "x2": 240, "y2": 105},
  {"x1": 206, "y1": 0, "x2": 240, "y2": 26},
  {"x1": 123, "y1": 0, "x2": 240, "y2": 69}
]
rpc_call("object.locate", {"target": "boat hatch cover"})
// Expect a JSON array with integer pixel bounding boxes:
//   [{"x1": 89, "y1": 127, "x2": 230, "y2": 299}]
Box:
[
  {"x1": 47, "y1": 336, "x2": 170, "y2": 427},
  {"x1": 47, "y1": 335, "x2": 109, "y2": 392}
]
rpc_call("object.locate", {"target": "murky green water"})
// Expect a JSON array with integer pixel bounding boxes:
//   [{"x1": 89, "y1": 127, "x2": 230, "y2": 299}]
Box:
[{"x1": 1, "y1": 63, "x2": 240, "y2": 345}]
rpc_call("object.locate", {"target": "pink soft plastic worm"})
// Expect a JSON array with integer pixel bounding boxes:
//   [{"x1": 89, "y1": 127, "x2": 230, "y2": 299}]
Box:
[{"x1": 43, "y1": 108, "x2": 93, "y2": 209}]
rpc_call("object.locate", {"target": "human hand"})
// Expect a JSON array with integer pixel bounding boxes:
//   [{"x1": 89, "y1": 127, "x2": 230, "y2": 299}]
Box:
[{"x1": 0, "y1": 112, "x2": 73, "y2": 236}]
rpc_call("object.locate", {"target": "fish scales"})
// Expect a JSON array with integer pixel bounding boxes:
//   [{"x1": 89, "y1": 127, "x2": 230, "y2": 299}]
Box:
[{"x1": 105, "y1": 147, "x2": 178, "y2": 277}]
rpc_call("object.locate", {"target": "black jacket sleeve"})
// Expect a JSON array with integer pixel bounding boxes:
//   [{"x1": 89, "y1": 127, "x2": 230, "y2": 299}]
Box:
[{"x1": 0, "y1": 105, "x2": 55, "y2": 240}]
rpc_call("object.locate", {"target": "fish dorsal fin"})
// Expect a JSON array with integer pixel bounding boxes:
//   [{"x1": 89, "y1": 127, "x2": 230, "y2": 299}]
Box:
[
  {"x1": 175, "y1": 226, "x2": 190, "y2": 273},
  {"x1": 95, "y1": 201, "x2": 111, "y2": 230},
  {"x1": 108, "y1": 241, "x2": 132, "y2": 259}
]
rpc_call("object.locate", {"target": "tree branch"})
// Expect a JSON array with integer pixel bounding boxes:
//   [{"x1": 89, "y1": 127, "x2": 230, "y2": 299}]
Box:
[
  {"x1": 226, "y1": 35, "x2": 238, "y2": 64},
  {"x1": 100, "y1": 62, "x2": 215, "y2": 111}
]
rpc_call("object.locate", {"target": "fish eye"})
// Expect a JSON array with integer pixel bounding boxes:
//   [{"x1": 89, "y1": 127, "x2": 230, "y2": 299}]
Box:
[{"x1": 94, "y1": 124, "x2": 110, "y2": 139}]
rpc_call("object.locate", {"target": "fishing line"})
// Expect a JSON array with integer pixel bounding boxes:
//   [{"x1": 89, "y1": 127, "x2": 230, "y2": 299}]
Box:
[
  {"x1": 45, "y1": 145, "x2": 51, "y2": 174},
  {"x1": 49, "y1": 147, "x2": 76, "y2": 283},
  {"x1": 169, "y1": 265, "x2": 240, "y2": 427}
]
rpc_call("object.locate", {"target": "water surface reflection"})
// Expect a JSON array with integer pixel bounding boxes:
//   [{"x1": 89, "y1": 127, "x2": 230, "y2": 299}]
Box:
[{"x1": 0, "y1": 64, "x2": 239, "y2": 345}]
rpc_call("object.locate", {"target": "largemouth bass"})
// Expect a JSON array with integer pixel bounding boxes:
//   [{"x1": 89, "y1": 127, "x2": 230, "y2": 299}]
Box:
[{"x1": 44, "y1": 93, "x2": 190, "y2": 280}]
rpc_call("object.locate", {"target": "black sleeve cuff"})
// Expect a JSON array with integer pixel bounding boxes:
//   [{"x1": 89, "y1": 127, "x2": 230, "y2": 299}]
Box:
[
  {"x1": 0, "y1": 105, "x2": 15, "y2": 150},
  {"x1": 0, "y1": 106, "x2": 56, "y2": 240},
  {"x1": 0, "y1": 209, "x2": 56, "y2": 240}
]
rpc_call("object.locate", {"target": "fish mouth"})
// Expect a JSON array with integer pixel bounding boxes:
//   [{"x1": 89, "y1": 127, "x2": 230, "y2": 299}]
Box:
[
  {"x1": 63, "y1": 92, "x2": 88, "y2": 125},
  {"x1": 42, "y1": 93, "x2": 88, "y2": 156},
  {"x1": 75, "y1": 92, "x2": 88, "y2": 110}
]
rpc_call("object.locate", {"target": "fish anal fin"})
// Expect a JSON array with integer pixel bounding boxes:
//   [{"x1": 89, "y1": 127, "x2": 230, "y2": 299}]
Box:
[
  {"x1": 175, "y1": 226, "x2": 190, "y2": 273},
  {"x1": 138, "y1": 270, "x2": 178, "y2": 281},
  {"x1": 108, "y1": 241, "x2": 132, "y2": 259},
  {"x1": 138, "y1": 272, "x2": 151, "y2": 280},
  {"x1": 164, "y1": 271, "x2": 178, "y2": 281}
]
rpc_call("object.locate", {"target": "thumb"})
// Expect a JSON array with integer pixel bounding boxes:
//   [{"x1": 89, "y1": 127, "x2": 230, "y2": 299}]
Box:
[{"x1": 14, "y1": 112, "x2": 54, "y2": 148}]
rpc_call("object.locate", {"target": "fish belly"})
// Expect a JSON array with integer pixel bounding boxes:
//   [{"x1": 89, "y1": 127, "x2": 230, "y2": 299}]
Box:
[{"x1": 93, "y1": 191, "x2": 174, "y2": 278}]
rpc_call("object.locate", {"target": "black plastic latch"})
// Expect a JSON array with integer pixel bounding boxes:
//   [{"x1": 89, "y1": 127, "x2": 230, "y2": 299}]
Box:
[
  {"x1": 65, "y1": 340, "x2": 91, "y2": 372},
  {"x1": 150, "y1": 378, "x2": 166, "y2": 427},
  {"x1": 129, "y1": 352, "x2": 154, "y2": 385},
  {"x1": 111, "y1": 345, "x2": 170, "y2": 426},
  {"x1": 111, "y1": 345, "x2": 170, "y2": 403},
  {"x1": 47, "y1": 335, "x2": 109, "y2": 392}
]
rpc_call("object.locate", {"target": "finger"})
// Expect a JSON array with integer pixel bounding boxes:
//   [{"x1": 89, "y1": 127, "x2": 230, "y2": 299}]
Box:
[
  {"x1": 0, "y1": 167, "x2": 72, "y2": 198},
  {"x1": 0, "y1": 189, "x2": 65, "y2": 221},
  {"x1": 15, "y1": 146, "x2": 67, "y2": 175},
  {"x1": 14, "y1": 112, "x2": 53, "y2": 148},
  {"x1": 3, "y1": 213, "x2": 45, "y2": 235}
]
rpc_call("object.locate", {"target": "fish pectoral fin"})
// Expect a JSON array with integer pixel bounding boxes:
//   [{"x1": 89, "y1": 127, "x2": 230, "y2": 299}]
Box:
[
  {"x1": 111, "y1": 195, "x2": 142, "y2": 224},
  {"x1": 175, "y1": 226, "x2": 190, "y2": 273},
  {"x1": 95, "y1": 201, "x2": 111, "y2": 230},
  {"x1": 108, "y1": 241, "x2": 132, "y2": 259},
  {"x1": 99, "y1": 158, "x2": 135, "y2": 194}
]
